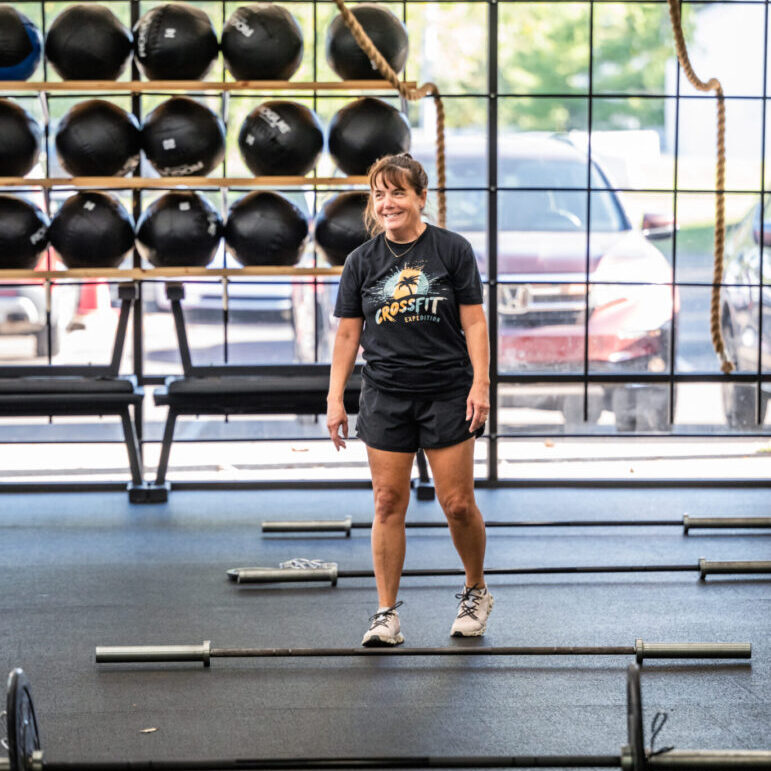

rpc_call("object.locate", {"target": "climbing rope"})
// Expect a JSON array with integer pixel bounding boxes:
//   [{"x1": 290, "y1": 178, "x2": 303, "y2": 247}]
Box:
[
  {"x1": 666, "y1": 0, "x2": 732, "y2": 373},
  {"x1": 334, "y1": 0, "x2": 447, "y2": 228},
  {"x1": 336, "y1": 2, "x2": 729, "y2": 371}
]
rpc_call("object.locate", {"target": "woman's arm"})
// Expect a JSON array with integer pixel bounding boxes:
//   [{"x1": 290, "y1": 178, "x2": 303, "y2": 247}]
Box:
[
  {"x1": 326, "y1": 316, "x2": 364, "y2": 450},
  {"x1": 460, "y1": 304, "x2": 490, "y2": 432}
]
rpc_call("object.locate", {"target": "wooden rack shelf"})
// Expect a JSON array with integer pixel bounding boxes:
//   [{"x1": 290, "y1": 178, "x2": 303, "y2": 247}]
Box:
[
  {"x1": 0, "y1": 176, "x2": 369, "y2": 189},
  {"x1": 0, "y1": 76, "x2": 392, "y2": 282},
  {"x1": 0, "y1": 266, "x2": 344, "y2": 280},
  {"x1": 0, "y1": 80, "x2": 414, "y2": 93}
]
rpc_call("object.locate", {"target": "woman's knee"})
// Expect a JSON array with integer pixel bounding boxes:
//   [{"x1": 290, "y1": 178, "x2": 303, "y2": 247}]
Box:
[
  {"x1": 440, "y1": 491, "x2": 478, "y2": 524},
  {"x1": 373, "y1": 486, "x2": 409, "y2": 524}
]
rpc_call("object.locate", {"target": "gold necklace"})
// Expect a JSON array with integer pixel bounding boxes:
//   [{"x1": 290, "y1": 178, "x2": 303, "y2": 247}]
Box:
[{"x1": 384, "y1": 230, "x2": 423, "y2": 259}]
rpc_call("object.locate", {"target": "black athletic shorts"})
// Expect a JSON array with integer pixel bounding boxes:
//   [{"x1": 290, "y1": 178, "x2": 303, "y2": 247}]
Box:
[{"x1": 355, "y1": 381, "x2": 485, "y2": 453}]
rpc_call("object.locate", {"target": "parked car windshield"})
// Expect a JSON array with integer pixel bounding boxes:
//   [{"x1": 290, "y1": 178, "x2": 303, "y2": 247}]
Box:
[{"x1": 448, "y1": 157, "x2": 627, "y2": 234}]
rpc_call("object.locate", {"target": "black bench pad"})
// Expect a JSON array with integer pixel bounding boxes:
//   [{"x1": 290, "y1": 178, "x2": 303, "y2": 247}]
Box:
[
  {"x1": 155, "y1": 374, "x2": 361, "y2": 415},
  {"x1": 0, "y1": 377, "x2": 137, "y2": 394}
]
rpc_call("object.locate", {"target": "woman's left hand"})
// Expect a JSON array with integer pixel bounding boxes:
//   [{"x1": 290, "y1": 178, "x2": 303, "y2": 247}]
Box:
[{"x1": 466, "y1": 381, "x2": 490, "y2": 432}]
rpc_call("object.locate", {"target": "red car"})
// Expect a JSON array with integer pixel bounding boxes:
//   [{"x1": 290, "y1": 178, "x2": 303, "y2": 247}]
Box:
[{"x1": 444, "y1": 135, "x2": 678, "y2": 429}]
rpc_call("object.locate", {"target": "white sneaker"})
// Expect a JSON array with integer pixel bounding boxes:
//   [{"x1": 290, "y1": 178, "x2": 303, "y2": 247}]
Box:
[
  {"x1": 450, "y1": 585, "x2": 493, "y2": 637},
  {"x1": 362, "y1": 601, "x2": 405, "y2": 647}
]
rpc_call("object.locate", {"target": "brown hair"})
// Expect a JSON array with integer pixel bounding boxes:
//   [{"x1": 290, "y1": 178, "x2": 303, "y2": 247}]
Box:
[{"x1": 364, "y1": 153, "x2": 429, "y2": 236}]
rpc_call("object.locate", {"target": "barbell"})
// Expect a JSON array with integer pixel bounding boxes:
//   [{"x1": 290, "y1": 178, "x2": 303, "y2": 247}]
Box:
[
  {"x1": 261, "y1": 515, "x2": 771, "y2": 537},
  {"x1": 226, "y1": 558, "x2": 771, "y2": 586},
  {"x1": 3, "y1": 666, "x2": 770, "y2": 770},
  {"x1": 93, "y1": 639, "x2": 751, "y2": 667}
]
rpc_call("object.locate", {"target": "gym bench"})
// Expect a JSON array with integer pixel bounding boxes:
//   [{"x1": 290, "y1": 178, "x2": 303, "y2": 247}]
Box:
[
  {"x1": 148, "y1": 283, "x2": 433, "y2": 502},
  {"x1": 0, "y1": 283, "x2": 146, "y2": 500}
]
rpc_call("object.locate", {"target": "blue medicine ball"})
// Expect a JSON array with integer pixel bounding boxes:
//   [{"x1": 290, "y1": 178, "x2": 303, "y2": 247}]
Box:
[{"x1": 0, "y1": 6, "x2": 42, "y2": 81}]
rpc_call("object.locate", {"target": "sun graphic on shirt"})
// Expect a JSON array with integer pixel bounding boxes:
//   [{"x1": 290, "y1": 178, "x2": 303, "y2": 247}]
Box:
[{"x1": 384, "y1": 267, "x2": 430, "y2": 299}]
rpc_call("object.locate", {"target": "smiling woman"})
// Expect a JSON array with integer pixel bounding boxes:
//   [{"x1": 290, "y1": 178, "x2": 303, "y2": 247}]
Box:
[{"x1": 326, "y1": 153, "x2": 493, "y2": 648}]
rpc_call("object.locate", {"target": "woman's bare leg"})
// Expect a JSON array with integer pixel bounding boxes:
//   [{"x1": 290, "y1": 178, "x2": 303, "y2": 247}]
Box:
[
  {"x1": 424, "y1": 437, "x2": 485, "y2": 587},
  {"x1": 366, "y1": 446, "x2": 415, "y2": 607}
]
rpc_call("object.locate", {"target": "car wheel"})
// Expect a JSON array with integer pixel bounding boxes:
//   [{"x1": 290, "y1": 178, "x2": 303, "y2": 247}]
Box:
[
  {"x1": 720, "y1": 321, "x2": 761, "y2": 428},
  {"x1": 611, "y1": 385, "x2": 672, "y2": 432},
  {"x1": 35, "y1": 325, "x2": 61, "y2": 357},
  {"x1": 561, "y1": 393, "x2": 602, "y2": 426},
  {"x1": 722, "y1": 381, "x2": 759, "y2": 428},
  {"x1": 635, "y1": 385, "x2": 673, "y2": 431},
  {"x1": 611, "y1": 387, "x2": 637, "y2": 432}
]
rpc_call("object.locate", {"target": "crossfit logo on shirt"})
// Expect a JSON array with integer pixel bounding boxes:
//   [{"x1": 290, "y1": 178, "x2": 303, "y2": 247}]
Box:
[{"x1": 375, "y1": 264, "x2": 446, "y2": 324}]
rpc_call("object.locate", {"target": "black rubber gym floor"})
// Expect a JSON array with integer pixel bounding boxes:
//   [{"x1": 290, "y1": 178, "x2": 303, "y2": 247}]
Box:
[{"x1": 1, "y1": 486, "x2": 769, "y2": 768}]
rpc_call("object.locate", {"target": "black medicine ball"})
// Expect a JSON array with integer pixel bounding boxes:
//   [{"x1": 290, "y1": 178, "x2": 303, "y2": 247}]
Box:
[
  {"x1": 45, "y1": 4, "x2": 132, "y2": 80},
  {"x1": 328, "y1": 97, "x2": 410, "y2": 175},
  {"x1": 55, "y1": 100, "x2": 141, "y2": 177},
  {"x1": 326, "y1": 4, "x2": 408, "y2": 80},
  {"x1": 0, "y1": 195, "x2": 49, "y2": 270},
  {"x1": 314, "y1": 192, "x2": 369, "y2": 266},
  {"x1": 0, "y1": 98, "x2": 42, "y2": 176},
  {"x1": 225, "y1": 191, "x2": 308, "y2": 266},
  {"x1": 49, "y1": 192, "x2": 134, "y2": 268},
  {"x1": 137, "y1": 191, "x2": 223, "y2": 268},
  {"x1": 238, "y1": 100, "x2": 323, "y2": 176},
  {"x1": 0, "y1": 5, "x2": 42, "y2": 80},
  {"x1": 142, "y1": 97, "x2": 226, "y2": 177},
  {"x1": 222, "y1": 5, "x2": 303, "y2": 80},
  {"x1": 134, "y1": 3, "x2": 219, "y2": 80}
]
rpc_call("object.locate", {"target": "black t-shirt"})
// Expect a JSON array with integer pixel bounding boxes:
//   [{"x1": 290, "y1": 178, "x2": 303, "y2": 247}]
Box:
[{"x1": 334, "y1": 223, "x2": 483, "y2": 398}]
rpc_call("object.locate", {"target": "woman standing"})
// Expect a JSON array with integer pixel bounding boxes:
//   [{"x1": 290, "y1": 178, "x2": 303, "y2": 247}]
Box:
[{"x1": 326, "y1": 153, "x2": 492, "y2": 647}]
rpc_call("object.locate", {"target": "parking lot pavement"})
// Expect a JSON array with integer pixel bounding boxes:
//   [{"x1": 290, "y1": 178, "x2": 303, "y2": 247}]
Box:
[{"x1": 1, "y1": 432, "x2": 769, "y2": 484}]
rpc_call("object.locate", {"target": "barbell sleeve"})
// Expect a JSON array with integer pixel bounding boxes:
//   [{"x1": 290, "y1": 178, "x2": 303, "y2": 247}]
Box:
[
  {"x1": 229, "y1": 566, "x2": 339, "y2": 586},
  {"x1": 646, "y1": 750, "x2": 771, "y2": 769},
  {"x1": 262, "y1": 517, "x2": 354, "y2": 536},
  {"x1": 699, "y1": 559, "x2": 771, "y2": 579},
  {"x1": 634, "y1": 639, "x2": 751, "y2": 662},
  {"x1": 95, "y1": 641, "x2": 211, "y2": 667},
  {"x1": 683, "y1": 515, "x2": 771, "y2": 534}
]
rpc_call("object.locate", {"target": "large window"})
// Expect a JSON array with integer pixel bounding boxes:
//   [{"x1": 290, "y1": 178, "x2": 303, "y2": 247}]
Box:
[{"x1": 0, "y1": 0, "x2": 768, "y2": 486}]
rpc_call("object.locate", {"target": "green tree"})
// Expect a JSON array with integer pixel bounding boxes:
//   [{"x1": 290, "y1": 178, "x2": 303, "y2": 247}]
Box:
[
  {"x1": 498, "y1": 3, "x2": 689, "y2": 132},
  {"x1": 402, "y1": 3, "x2": 693, "y2": 133}
]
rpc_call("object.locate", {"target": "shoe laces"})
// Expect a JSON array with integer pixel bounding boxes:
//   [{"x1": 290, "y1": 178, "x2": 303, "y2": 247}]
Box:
[
  {"x1": 368, "y1": 600, "x2": 403, "y2": 630},
  {"x1": 455, "y1": 585, "x2": 485, "y2": 620}
]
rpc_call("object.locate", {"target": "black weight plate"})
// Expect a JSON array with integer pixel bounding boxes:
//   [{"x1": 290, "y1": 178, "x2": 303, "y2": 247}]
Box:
[
  {"x1": 6, "y1": 669, "x2": 40, "y2": 771},
  {"x1": 626, "y1": 664, "x2": 646, "y2": 771}
]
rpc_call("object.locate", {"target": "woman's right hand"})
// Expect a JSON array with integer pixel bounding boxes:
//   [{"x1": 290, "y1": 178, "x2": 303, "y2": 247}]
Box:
[
  {"x1": 326, "y1": 317, "x2": 362, "y2": 451},
  {"x1": 326, "y1": 399, "x2": 349, "y2": 451}
]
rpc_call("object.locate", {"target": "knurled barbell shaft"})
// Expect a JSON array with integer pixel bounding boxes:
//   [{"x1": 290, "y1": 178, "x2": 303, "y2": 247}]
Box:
[
  {"x1": 94, "y1": 640, "x2": 751, "y2": 665},
  {"x1": 22, "y1": 751, "x2": 771, "y2": 771},
  {"x1": 261, "y1": 516, "x2": 771, "y2": 535},
  {"x1": 227, "y1": 560, "x2": 771, "y2": 585},
  {"x1": 37, "y1": 755, "x2": 625, "y2": 770}
]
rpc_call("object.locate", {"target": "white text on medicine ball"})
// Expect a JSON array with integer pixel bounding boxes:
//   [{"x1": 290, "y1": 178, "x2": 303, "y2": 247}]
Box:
[
  {"x1": 232, "y1": 16, "x2": 254, "y2": 37},
  {"x1": 258, "y1": 108, "x2": 291, "y2": 134}
]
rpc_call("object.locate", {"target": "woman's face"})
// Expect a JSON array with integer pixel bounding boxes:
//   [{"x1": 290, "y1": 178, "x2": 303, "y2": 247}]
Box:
[{"x1": 371, "y1": 173, "x2": 427, "y2": 239}]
